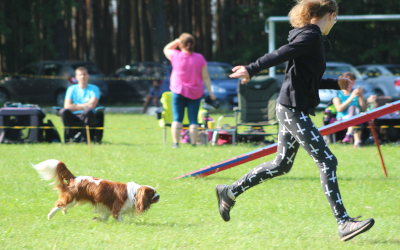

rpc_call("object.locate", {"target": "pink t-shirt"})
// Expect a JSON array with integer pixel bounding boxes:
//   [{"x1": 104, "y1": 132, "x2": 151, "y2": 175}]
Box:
[{"x1": 170, "y1": 50, "x2": 207, "y2": 99}]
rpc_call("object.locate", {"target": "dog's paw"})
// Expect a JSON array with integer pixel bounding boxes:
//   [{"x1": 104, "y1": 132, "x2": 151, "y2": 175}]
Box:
[{"x1": 62, "y1": 209, "x2": 67, "y2": 215}]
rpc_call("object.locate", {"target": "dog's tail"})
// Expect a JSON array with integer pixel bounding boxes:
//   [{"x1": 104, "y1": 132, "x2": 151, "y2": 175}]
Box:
[{"x1": 30, "y1": 159, "x2": 75, "y2": 190}]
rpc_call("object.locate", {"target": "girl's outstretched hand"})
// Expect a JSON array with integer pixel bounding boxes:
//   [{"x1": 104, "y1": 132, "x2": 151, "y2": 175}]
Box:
[{"x1": 229, "y1": 66, "x2": 250, "y2": 84}]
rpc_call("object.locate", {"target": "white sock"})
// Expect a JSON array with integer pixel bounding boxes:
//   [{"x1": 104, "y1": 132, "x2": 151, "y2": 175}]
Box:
[{"x1": 227, "y1": 189, "x2": 236, "y2": 200}]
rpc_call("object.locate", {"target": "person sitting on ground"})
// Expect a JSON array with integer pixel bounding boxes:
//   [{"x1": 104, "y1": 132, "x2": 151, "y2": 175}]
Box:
[
  {"x1": 60, "y1": 66, "x2": 100, "y2": 142},
  {"x1": 332, "y1": 72, "x2": 367, "y2": 147},
  {"x1": 142, "y1": 80, "x2": 162, "y2": 114}
]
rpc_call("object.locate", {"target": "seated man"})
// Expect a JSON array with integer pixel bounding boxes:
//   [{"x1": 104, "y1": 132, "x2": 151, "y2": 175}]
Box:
[
  {"x1": 60, "y1": 66, "x2": 100, "y2": 142},
  {"x1": 142, "y1": 80, "x2": 163, "y2": 114}
]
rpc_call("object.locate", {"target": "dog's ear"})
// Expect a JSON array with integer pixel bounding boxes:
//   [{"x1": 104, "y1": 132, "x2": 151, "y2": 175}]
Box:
[{"x1": 135, "y1": 187, "x2": 153, "y2": 214}]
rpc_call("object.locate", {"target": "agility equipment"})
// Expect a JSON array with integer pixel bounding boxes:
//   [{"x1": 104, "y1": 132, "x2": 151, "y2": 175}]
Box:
[{"x1": 174, "y1": 100, "x2": 400, "y2": 179}]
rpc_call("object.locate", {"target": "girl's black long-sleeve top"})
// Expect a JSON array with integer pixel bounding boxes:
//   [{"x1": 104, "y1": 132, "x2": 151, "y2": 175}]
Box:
[{"x1": 244, "y1": 24, "x2": 340, "y2": 116}]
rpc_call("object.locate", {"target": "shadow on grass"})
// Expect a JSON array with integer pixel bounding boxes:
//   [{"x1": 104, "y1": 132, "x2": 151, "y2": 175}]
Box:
[
  {"x1": 364, "y1": 238, "x2": 400, "y2": 245},
  {"x1": 132, "y1": 222, "x2": 200, "y2": 228},
  {"x1": 98, "y1": 141, "x2": 162, "y2": 146},
  {"x1": 89, "y1": 217, "x2": 200, "y2": 228},
  {"x1": 201, "y1": 174, "x2": 386, "y2": 182}
]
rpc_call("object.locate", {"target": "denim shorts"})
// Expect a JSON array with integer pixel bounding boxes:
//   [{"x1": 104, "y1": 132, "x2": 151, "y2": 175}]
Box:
[{"x1": 171, "y1": 92, "x2": 201, "y2": 125}]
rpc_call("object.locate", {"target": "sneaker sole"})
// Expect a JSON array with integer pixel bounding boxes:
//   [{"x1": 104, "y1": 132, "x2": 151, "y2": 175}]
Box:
[
  {"x1": 341, "y1": 219, "x2": 375, "y2": 242},
  {"x1": 215, "y1": 185, "x2": 230, "y2": 222}
]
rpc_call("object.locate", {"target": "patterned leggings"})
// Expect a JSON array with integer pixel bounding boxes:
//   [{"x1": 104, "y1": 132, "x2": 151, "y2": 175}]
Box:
[{"x1": 229, "y1": 103, "x2": 349, "y2": 224}]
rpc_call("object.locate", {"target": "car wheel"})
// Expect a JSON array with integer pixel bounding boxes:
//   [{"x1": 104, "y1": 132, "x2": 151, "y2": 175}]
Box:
[
  {"x1": 0, "y1": 89, "x2": 9, "y2": 104},
  {"x1": 55, "y1": 90, "x2": 66, "y2": 107},
  {"x1": 375, "y1": 89, "x2": 384, "y2": 96}
]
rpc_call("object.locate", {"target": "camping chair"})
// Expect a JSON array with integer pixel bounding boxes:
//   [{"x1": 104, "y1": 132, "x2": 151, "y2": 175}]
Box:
[
  {"x1": 53, "y1": 106, "x2": 105, "y2": 143},
  {"x1": 158, "y1": 91, "x2": 208, "y2": 145},
  {"x1": 234, "y1": 75, "x2": 279, "y2": 143}
]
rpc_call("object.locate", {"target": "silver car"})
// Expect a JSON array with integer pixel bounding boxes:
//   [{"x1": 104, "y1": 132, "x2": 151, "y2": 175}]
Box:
[
  {"x1": 318, "y1": 62, "x2": 376, "y2": 109},
  {"x1": 355, "y1": 64, "x2": 400, "y2": 98}
]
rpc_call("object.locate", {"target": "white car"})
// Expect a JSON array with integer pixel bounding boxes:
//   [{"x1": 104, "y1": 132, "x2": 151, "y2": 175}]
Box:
[
  {"x1": 355, "y1": 64, "x2": 400, "y2": 98},
  {"x1": 317, "y1": 62, "x2": 376, "y2": 109}
]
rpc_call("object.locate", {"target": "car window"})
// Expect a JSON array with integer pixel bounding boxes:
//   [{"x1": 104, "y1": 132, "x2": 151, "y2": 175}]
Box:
[
  {"x1": 41, "y1": 63, "x2": 62, "y2": 76},
  {"x1": 153, "y1": 65, "x2": 166, "y2": 77},
  {"x1": 208, "y1": 65, "x2": 231, "y2": 79},
  {"x1": 323, "y1": 65, "x2": 363, "y2": 80},
  {"x1": 19, "y1": 64, "x2": 40, "y2": 75},
  {"x1": 275, "y1": 63, "x2": 286, "y2": 74},
  {"x1": 119, "y1": 64, "x2": 165, "y2": 78},
  {"x1": 356, "y1": 67, "x2": 366, "y2": 73},
  {"x1": 71, "y1": 63, "x2": 101, "y2": 74},
  {"x1": 386, "y1": 66, "x2": 400, "y2": 75},
  {"x1": 361, "y1": 67, "x2": 380, "y2": 78},
  {"x1": 116, "y1": 69, "x2": 134, "y2": 77}
]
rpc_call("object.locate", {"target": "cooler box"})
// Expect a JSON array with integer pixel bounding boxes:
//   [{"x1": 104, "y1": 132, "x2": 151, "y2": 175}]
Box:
[{"x1": 0, "y1": 106, "x2": 46, "y2": 143}]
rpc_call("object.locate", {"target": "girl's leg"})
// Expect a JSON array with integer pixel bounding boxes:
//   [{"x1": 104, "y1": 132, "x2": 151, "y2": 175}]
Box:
[
  {"x1": 216, "y1": 107, "x2": 300, "y2": 222},
  {"x1": 171, "y1": 93, "x2": 186, "y2": 145},
  {"x1": 217, "y1": 104, "x2": 348, "y2": 225},
  {"x1": 187, "y1": 97, "x2": 201, "y2": 146},
  {"x1": 275, "y1": 104, "x2": 348, "y2": 224},
  {"x1": 228, "y1": 122, "x2": 299, "y2": 197}
]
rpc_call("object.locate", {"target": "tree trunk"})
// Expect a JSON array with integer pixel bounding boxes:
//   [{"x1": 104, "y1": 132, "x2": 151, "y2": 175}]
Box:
[
  {"x1": 117, "y1": 0, "x2": 131, "y2": 66},
  {"x1": 102, "y1": 0, "x2": 116, "y2": 74},
  {"x1": 146, "y1": 0, "x2": 169, "y2": 62},
  {"x1": 90, "y1": 0, "x2": 102, "y2": 65},
  {"x1": 131, "y1": 0, "x2": 141, "y2": 62},
  {"x1": 138, "y1": 0, "x2": 152, "y2": 61},
  {"x1": 200, "y1": 0, "x2": 212, "y2": 59}
]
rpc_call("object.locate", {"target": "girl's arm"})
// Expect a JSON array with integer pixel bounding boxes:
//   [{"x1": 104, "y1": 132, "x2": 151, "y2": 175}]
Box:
[
  {"x1": 201, "y1": 65, "x2": 215, "y2": 100},
  {"x1": 163, "y1": 39, "x2": 180, "y2": 60},
  {"x1": 332, "y1": 92, "x2": 357, "y2": 112}
]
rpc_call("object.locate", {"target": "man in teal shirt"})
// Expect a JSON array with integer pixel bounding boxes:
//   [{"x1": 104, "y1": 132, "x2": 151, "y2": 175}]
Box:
[{"x1": 60, "y1": 66, "x2": 100, "y2": 142}]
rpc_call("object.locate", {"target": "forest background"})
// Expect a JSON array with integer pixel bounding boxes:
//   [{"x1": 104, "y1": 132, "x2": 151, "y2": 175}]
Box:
[{"x1": 0, "y1": 0, "x2": 399, "y2": 75}]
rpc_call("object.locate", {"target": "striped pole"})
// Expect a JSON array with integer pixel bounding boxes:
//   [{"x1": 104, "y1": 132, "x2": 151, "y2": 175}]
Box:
[{"x1": 174, "y1": 100, "x2": 400, "y2": 179}]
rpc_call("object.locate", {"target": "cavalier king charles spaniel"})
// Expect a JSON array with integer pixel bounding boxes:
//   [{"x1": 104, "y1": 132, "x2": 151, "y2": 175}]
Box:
[{"x1": 31, "y1": 159, "x2": 159, "y2": 222}]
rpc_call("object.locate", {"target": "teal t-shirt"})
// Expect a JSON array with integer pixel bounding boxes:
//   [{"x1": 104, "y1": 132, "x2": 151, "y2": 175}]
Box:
[
  {"x1": 65, "y1": 84, "x2": 100, "y2": 104},
  {"x1": 336, "y1": 89, "x2": 359, "y2": 119}
]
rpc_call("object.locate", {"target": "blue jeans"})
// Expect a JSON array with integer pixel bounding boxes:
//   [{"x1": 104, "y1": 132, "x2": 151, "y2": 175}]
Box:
[{"x1": 171, "y1": 93, "x2": 201, "y2": 125}]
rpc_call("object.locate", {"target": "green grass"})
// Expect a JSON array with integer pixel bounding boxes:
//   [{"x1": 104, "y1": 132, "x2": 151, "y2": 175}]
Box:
[{"x1": 1, "y1": 112, "x2": 399, "y2": 249}]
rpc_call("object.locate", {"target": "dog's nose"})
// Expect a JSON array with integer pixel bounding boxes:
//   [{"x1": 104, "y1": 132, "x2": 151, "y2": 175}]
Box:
[{"x1": 152, "y1": 194, "x2": 160, "y2": 203}]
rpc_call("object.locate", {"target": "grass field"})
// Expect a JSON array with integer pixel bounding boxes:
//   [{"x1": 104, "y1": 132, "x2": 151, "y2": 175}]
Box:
[{"x1": 1, "y1": 112, "x2": 399, "y2": 249}]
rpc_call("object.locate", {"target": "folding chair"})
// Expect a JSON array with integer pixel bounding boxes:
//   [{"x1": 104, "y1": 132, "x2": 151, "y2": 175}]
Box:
[
  {"x1": 234, "y1": 75, "x2": 279, "y2": 142},
  {"x1": 53, "y1": 106, "x2": 105, "y2": 143},
  {"x1": 158, "y1": 91, "x2": 208, "y2": 145}
]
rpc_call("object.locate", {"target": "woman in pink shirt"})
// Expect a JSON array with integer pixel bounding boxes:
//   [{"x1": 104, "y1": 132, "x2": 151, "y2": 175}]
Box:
[{"x1": 164, "y1": 33, "x2": 215, "y2": 148}]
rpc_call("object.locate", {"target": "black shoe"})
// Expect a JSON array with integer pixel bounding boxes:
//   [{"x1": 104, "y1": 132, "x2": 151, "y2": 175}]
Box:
[
  {"x1": 338, "y1": 216, "x2": 375, "y2": 241},
  {"x1": 72, "y1": 132, "x2": 82, "y2": 143},
  {"x1": 215, "y1": 184, "x2": 235, "y2": 222},
  {"x1": 172, "y1": 143, "x2": 180, "y2": 148}
]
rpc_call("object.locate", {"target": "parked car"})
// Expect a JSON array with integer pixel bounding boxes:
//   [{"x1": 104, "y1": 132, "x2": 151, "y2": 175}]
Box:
[
  {"x1": 160, "y1": 62, "x2": 239, "y2": 108},
  {"x1": 355, "y1": 64, "x2": 400, "y2": 98},
  {"x1": 0, "y1": 61, "x2": 108, "y2": 106},
  {"x1": 318, "y1": 62, "x2": 376, "y2": 109},
  {"x1": 106, "y1": 62, "x2": 168, "y2": 102}
]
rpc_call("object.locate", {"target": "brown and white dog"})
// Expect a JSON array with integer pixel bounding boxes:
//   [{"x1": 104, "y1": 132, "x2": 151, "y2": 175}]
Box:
[{"x1": 31, "y1": 159, "x2": 159, "y2": 222}]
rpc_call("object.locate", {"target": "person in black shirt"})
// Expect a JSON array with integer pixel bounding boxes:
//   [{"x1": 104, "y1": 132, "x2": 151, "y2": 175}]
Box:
[{"x1": 215, "y1": 0, "x2": 374, "y2": 242}]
